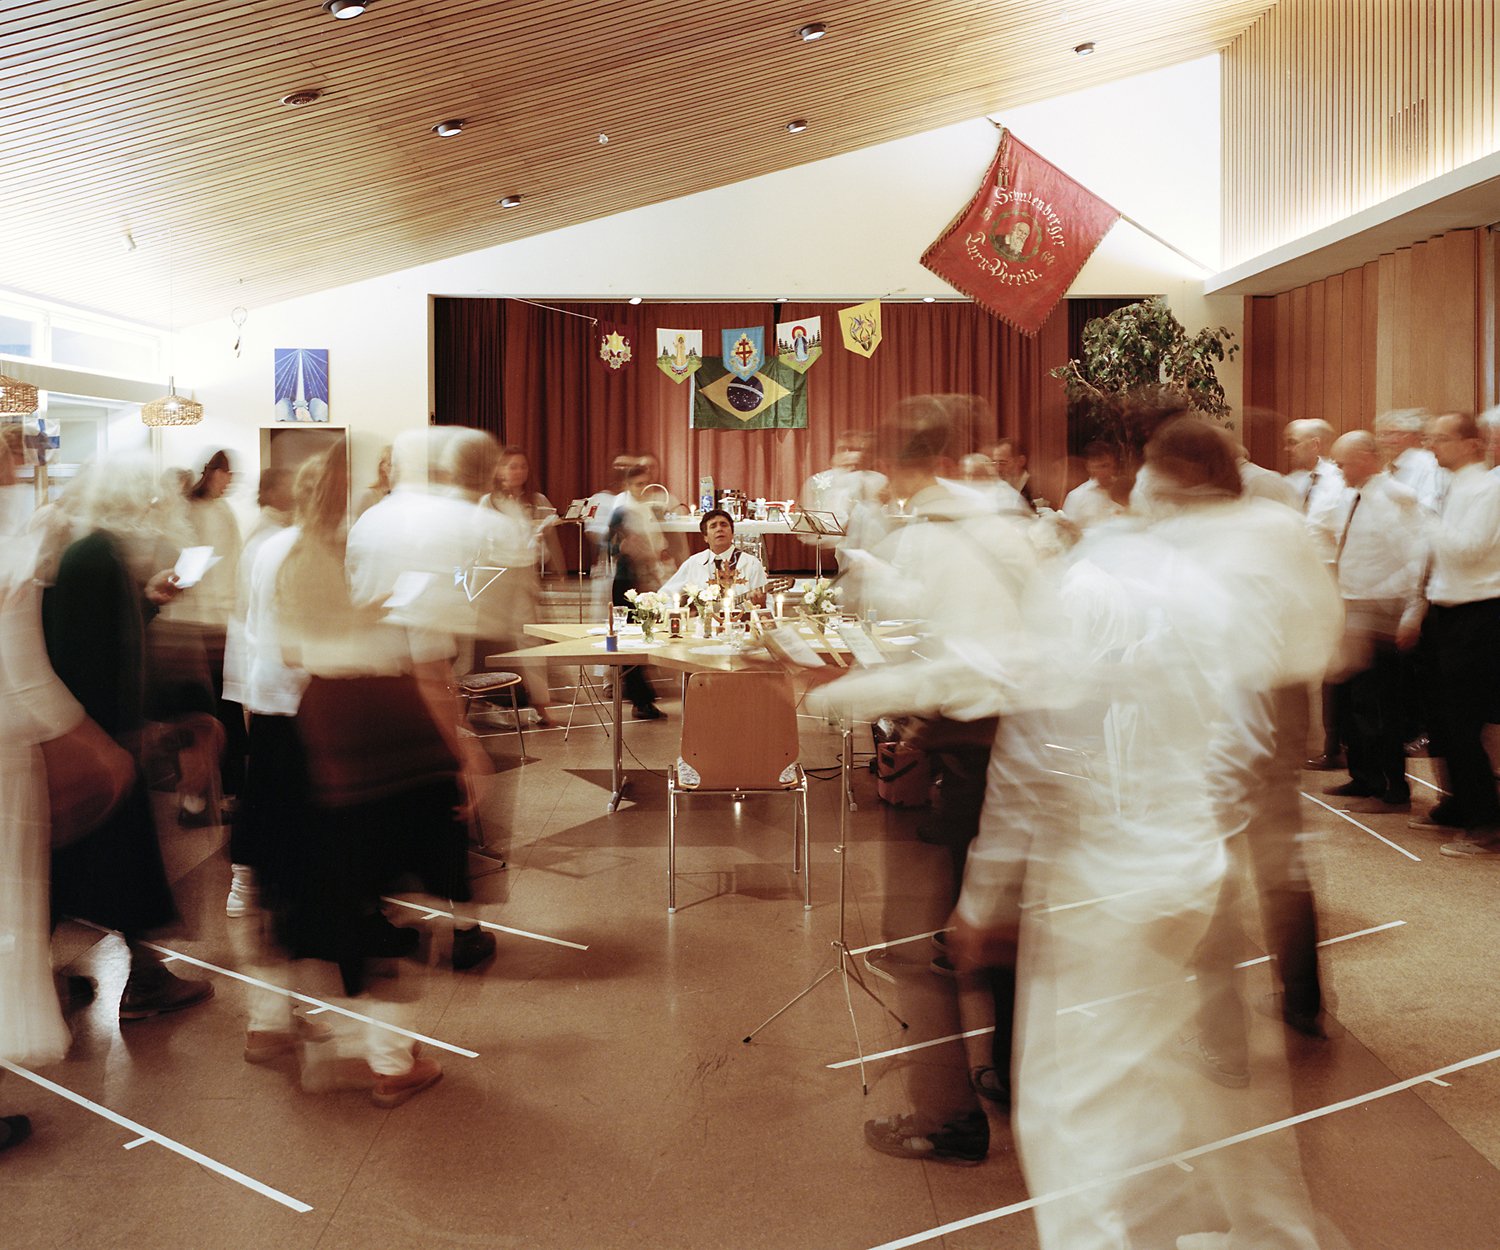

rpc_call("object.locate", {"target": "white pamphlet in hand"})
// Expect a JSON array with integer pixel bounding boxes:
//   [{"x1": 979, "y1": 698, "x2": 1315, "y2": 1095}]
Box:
[
  {"x1": 173, "y1": 546, "x2": 220, "y2": 589},
  {"x1": 384, "y1": 570, "x2": 433, "y2": 610}
]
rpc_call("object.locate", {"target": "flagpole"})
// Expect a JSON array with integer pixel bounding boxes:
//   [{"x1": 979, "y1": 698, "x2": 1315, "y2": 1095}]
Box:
[{"x1": 1115, "y1": 212, "x2": 1214, "y2": 274}]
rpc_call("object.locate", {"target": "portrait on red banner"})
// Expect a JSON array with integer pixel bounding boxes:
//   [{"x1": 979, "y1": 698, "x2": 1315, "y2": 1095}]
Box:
[{"x1": 921, "y1": 129, "x2": 1120, "y2": 336}]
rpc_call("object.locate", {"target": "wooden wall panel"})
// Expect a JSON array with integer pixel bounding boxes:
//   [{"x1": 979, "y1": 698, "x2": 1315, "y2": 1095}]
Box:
[
  {"x1": 1223, "y1": 0, "x2": 1500, "y2": 264},
  {"x1": 1244, "y1": 226, "x2": 1486, "y2": 463}
]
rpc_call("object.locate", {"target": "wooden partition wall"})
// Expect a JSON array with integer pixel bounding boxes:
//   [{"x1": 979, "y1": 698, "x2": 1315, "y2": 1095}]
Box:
[{"x1": 1241, "y1": 226, "x2": 1495, "y2": 466}]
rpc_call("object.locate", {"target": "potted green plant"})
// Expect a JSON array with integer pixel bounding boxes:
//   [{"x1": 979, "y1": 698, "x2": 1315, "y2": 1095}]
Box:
[{"x1": 1050, "y1": 297, "x2": 1239, "y2": 462}]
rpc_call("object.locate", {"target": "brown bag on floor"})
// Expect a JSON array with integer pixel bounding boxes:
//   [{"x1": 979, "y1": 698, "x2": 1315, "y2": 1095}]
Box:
[
  {"x1": 876, "y1": 741, "x2": 932, "y2": 808},
  {"x1": 41, "y1": 716, "x2": 137, "y2": 848}
]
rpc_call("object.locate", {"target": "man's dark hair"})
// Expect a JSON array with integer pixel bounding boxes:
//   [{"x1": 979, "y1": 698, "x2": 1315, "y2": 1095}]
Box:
[{"x1": 699, "y1": 508, "x2": 733, "y2": 535}]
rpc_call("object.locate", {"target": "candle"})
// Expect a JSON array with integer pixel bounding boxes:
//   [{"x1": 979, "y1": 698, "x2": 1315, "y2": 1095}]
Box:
[
  {"x1": 725, "y1": 587, "x2": 735, "y2": 615},
  {"x1": 774, "y1": 591, "x2": 785, "y2": 619}
]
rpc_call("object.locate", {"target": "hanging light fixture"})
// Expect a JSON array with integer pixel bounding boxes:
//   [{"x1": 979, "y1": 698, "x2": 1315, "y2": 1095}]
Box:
[
  {"x1": 141, "y1": 229, "x2": 204, "y2": 428},
  {"x1": 142, "y1": 380, "x2": 204, "y2": 428},
  {"x1": 0, "y1": 373, "x2": 39, "y2": 415}
]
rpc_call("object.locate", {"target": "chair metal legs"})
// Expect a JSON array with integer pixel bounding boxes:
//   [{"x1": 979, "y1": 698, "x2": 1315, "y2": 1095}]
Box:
[
  {"x1": 668, "y1": 778, "x2": 678, "y2": 913},
  {"x1": 666, "y1": 779, "x2": 809, "y2": 914}
]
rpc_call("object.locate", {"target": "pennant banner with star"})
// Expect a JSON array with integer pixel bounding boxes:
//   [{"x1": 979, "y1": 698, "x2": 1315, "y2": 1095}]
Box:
[
  {"x1": 655, "y1": 328, "x2": 702, "y2": 384},
  {"x1": 920, "y1": 128, "x2": 1120, "y2": 336},
  {"x1": 838, "y1": 300, "x2": 883, "y2": 358},
  {"x1": 690, "y1": 355, "x2": 807, "y2": 430},
  {"x1": 775, "y1": 316, "x2": 823, "y2": 374},
  {"x1": 598, "y1": 325, "x2": 634, "y2": 371}
]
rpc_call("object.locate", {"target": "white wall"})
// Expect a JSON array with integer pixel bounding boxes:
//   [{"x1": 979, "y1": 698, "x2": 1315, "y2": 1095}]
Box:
[{"x1": 174, "y1": 54, "x2": 1238, "y2": 493}]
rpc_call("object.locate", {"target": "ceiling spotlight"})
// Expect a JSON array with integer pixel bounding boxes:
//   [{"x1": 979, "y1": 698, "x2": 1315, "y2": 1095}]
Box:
[
  {"x1": 786, "y1": 118, "x2": 809, "y2": 134},
  {"x1": 598, "y1": 133, "x2": 609, "y2": 145},
  {"x1": 1073, "y1": 41, "x2": 1095, "y2": 56},
  {"x1": 922, "y1": 296, "x2": 936, "y2": 303},
  {"x1": 432, "y1": 119, "x2": 465, "y2": 137},
  {"x1": 498, "y1": 194, "x2": 523, "y2": 208},
  {"x1": 776, "y1": 297, "x2": 790, "y2": 303},
  {"x1": 797, "y1": 22, "x2": 827, "y2": 42},
  {"x1": 280, "y1": 89, "x2": 323, "y2": 107},
  {"x1": 628, "y1": 296, "x2": 643, "y2": 305},
  {"x1": 324, "y1": 0, "x2": 367, "y2": 18}
]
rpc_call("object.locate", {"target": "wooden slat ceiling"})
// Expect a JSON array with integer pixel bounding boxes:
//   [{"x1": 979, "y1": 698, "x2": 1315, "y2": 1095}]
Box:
[{"x1": 0, "y1": 0, "x2": 1274, "y2": 328}]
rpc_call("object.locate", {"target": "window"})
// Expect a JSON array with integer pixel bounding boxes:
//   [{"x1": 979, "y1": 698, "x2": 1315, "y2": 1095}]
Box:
[{"x1": 0, "y1": 311, "x2": 36, "y2": 358}]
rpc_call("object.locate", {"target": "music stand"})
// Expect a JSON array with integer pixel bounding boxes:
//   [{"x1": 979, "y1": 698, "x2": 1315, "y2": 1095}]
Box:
[
  {"x1": 790, "y1": 509, "x2": 845, "y2": 580},
  {"x1": 742, "y1": 646, "x2": 907, "y2": 1093}
]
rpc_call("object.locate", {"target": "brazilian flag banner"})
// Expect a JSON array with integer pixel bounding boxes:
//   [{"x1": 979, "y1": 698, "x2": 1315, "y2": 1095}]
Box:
[{"x1": 690, "y1": 355, "x2": 807, "y2": 430}]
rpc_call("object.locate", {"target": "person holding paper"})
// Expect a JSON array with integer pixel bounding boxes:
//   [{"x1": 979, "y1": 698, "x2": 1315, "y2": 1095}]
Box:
[{"x1": 660, "y1": 509, "x2": 767, "y2": 604}]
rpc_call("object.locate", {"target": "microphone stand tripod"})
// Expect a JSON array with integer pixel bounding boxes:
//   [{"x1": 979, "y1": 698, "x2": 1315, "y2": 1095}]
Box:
[{"x1": 742, "y1": 718, "x2": 907, "y2": 1093}]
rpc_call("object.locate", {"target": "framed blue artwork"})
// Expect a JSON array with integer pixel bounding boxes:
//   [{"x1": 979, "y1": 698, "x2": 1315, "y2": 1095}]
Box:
[{"x1": 273, "y1": 347, "x2": 330, "y2": 422}]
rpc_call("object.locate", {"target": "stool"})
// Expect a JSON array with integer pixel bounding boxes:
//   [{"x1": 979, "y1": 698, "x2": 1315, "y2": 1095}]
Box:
[{"x1": 457, "y1": 670, "x2": 529, "y2": 761}]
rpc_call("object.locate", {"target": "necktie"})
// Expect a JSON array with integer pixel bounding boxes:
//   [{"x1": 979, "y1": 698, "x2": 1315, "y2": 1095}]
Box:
[{"x1": 1334, "y1": 490, "x2": 1360, "y2": 567}]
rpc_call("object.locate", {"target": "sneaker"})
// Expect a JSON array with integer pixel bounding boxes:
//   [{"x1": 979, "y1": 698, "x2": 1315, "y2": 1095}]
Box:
[
  {"x1": 1440, "y1": 837, "x2": 1500, "y2": 859},
  {"x1": 451, "y1": 925, "x2": 496, "y2": 972},
  {"x1": 244, "y1": 1013, "x2": 336, "y2": 1063},
  {"x1": 370, "y1": 1056, "x2": 443, "y2": 1108},
  {"x1": 1177, "y1": 1034, "x2": 1249, "y2": 1088},
  {"x1": 863, "y1": 1110, "x2": 988, "y2": 1165},
  {"x1": 0, "y1": 1115, "x2": 32, "y2": 1155},
  {"x1": 225, "y1": 864, "x2": 258, "y2": 917},
  {"x1": 119, "y1": 964, "x2": 215, "y2": 1020}
]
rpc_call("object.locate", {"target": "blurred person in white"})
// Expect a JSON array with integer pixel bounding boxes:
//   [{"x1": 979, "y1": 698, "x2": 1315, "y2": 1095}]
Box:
[
  {"x1": 477, "y1": 445, "x2": 562, "y2": 723},
  {"x1": 40, "y1": 455, "x2": 216, "y2": 1021},
  {"x1": 1482, "y1": 405, "x2": 1500, "y2": 474},
  {"x1": 174, "y1": 449, "x2": 247, "y2": 818},
  {"x1": 945, "y1": 416, "x2": 1337, "y2": 1249},
  {"x1": 1404, "y1": 412, "x2": 1500, "y2": 855},
  {"x1": 945, "y1": 451, "x2": 1030, "y2": 517},
  {"x1": 353, "y1": 443, "x2": 392, "y2": 520},
  {"x1": 798, "y1": 429, "x2": 887, "y2": 567},
  {"x1": 1283, "y1": 418, "x2": 1346, "y2": 539},
  {"x1": 1375, "y1": 408, "x2": 1446, "y2": 511},
  {"x1": 226, "y1": 454, "x2": 334, "y2": 1069},
  {"x1": 223, "y1": 468, "x2": 294, "y2": 916},
  {"x1": 1062, "y1": 441, "x2": 1126, "y2": 530},
  {"x1": 1310, "y1": 432, "x2": 1424, "y2": 813},
  {"x1": 1235, "y1": 442, "x2": 1302, "y2": 510},
  {"x1": 607, "y1": 459, "x2": 670, "y2": 718},
  {"x1": 0, "y1": 432, "x2": 91, "y2": 1153},
  {"x1": 807, "y1": 394, "x2": 1043, "y2": 1165},
  {"x1": 277, "y1": 429, "x2": 494, "y2": 1108}
]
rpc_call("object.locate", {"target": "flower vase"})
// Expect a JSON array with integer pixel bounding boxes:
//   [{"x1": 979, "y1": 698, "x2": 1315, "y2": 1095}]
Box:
[{"x1": 640, "y1": 617, "x2": 656, "y2": 643}]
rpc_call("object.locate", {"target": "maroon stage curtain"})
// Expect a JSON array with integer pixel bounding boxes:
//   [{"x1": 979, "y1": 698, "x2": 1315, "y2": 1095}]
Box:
[{"x1": 434, "y1": 297, "x2": 1074, "y2": 568}]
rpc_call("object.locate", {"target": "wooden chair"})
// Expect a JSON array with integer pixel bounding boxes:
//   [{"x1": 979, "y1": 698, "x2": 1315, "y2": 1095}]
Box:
[{"x1": 666, "y1": 670, "x2": 810, "y2": 913}]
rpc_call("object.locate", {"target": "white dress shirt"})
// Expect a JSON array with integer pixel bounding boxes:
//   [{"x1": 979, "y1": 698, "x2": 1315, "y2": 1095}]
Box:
[
  {"x1": 243, "y1": 525, "x2": 310, "y2": 716},
  {"x1": 1321, "y1": 474, "x2": 1424, "y2": 608},
  {"x1": 660, "y1": 546, "x2": 766, "y2": 597},
  {"x1": 1390, "y1": 446, "x2": 1448, "y2": 513},
  {"x1": 1062, "y1": 478, "x2": 1124, "y2": 530},
  {"x1": 1289, "y1": 458, "x2": 1347, "y2": 561},
  {"x1": 1424, "y1": 462, "x2": 1500, "y2": 606}
]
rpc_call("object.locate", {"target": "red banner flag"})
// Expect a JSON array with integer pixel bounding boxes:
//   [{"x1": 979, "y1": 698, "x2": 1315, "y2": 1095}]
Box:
[{"x1": 921, "y1": 130, "x2": 1120, "y2": 336}]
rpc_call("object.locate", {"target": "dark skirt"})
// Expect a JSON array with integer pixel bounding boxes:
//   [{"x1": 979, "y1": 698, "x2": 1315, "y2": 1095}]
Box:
[
  {"x1": 51, "y1": 770, "x2": 177, "y2": 940},
  {"x1": 289, "y1": 675, "x2": 473, "y2": 994}
]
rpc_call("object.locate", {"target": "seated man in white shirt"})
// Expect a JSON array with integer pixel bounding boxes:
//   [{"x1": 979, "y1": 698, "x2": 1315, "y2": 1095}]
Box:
[
  {"x1": 660, "y1": 509, "x2": 767, "y2": 604},
  {"x1": 1061, "y1": 442, "x2": 1125, "y2": 530}
]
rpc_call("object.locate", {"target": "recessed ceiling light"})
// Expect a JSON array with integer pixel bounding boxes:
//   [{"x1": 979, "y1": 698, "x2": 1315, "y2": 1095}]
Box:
[
  {"x1": 498, "y1": 195, "x2": 523, "y2": 208},
  {"x1": 598, "y1": 133, "x2": 609, "y2": 145},
  {"x1": 323, "y1": 0, "x2": 367, "y2": 18},
  {"x1": 628, "y1": 296, "x2": 643, "y2": 305},
  {"x1": 432, "y1": 119, "x2": 465, "y2": 137},
  {"x1": 786, "y1": 119, "x2": 809, "y2": 134},
  {"x1": 1074, "y1": 41, "x2": 1095, "y2": 56},
  {"x1": 797, "y1": 22, "x2": 827, "y2": 42},
  {"x1": 922, "y1": 296, "x2": 936, "y2": 303},
  {"x1": 776, "y1": 297, "x2": 790, "y2": 303},
  {"x1": 280, "y1": 89, "x2": 323, "y2": 107}
]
